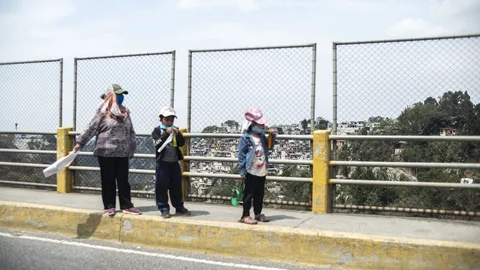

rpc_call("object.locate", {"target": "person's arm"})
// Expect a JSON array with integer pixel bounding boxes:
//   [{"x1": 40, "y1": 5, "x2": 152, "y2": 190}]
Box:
[
  {"x1": 152, "y1": 127, "x2": 163, "y2": 151},
  {"x1": 175, "y1": 131, "x2": 185, "y2": 147},
  {"x1": 269, "y1": 131, "x2": 277, "y2": 150},
  {"x1": 238, "y1": 136, "x2": 248, "y2": 179},
  {"x1": 74, "y1": 110, "x2": 104, "y2": 151},
  {"x1": 129, "y1": 119, "x2": 136, "y2": 159}
]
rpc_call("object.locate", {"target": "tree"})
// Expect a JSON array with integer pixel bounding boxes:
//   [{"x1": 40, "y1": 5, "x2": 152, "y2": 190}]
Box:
[
  {"x1": 300, "y1": 119, "x2": 309, "y2": 131},
  {"x1": 202, "y1": 125, "x2": 218, "y2": 133},
  {"x1": 223, "y1": 120, "x2": 239, "y2": 128},
  {"x1": 279, "y1": 165, "x2": 311, "y2": 203},
  {"x1": 315, "y1": 117, "x2": 330, "y2": 130},
  {"x1": 336, "y1": 90, "x2": 480, "y2": 216},
  {"x1": 438, "y1": 91, "x2": 474, "y2": 131},
  {"x1": 368, "y1": 116, "x2": 385, "y2": 123}
]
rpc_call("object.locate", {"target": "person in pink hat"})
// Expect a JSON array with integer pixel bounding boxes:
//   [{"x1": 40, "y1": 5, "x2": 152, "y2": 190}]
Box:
[{"x1": 237, "y1": 108, "x2": 276, "y2": 224}]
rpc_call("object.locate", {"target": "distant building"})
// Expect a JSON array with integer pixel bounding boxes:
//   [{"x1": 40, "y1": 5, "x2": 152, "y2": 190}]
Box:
[{"x1": 440, "y1": 128, "x2": 456, "y2": 136}]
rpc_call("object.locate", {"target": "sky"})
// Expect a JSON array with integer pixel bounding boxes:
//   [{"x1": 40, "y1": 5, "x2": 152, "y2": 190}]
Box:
[{"x1": 1, "y1": 0, "x2": 480, "y2": 133}]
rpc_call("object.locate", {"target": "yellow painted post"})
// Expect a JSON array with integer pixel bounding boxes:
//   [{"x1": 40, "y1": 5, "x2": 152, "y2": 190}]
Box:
[
  {"x1": 312, "y1": 130, "x2": 331, "y2": 213},
  {"x1": 179, "y1": 128, "x2": 190, "y2": 200},
  {"x1": 56, "y1": 127, "x2": 74, "y2": 193}
]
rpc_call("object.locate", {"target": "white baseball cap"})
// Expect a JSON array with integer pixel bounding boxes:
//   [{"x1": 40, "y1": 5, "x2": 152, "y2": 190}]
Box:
[{"x1": 159, "y1": 106, "x2": 177, "y2": 118}]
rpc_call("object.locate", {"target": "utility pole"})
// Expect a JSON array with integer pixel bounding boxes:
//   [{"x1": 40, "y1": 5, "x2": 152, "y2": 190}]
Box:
[{"x1": 15, "y1": 123, "x2": 18, "y2": 131}]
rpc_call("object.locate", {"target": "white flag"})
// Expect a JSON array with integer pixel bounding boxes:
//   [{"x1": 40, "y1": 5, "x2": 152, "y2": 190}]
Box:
[
  {"x1": 43, "y1": 151, "x2": 78, "y2": 178},
  {"x1": 157, "y1": 133, "x2": 173, "y2": 153}
]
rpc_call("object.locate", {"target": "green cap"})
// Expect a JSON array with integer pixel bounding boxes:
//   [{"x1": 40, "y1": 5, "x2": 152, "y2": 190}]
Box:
[
  {"x1": 101, "y1": 84, "x2": 128, "y2": 99},
  {"x1": 107, "y1": 84, "x2": 128, "y2": 95}
]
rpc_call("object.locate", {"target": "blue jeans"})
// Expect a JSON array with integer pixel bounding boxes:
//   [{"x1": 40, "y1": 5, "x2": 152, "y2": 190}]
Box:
[{"x1": 155, "y1": 161, "x2": 184, "y2": 212}]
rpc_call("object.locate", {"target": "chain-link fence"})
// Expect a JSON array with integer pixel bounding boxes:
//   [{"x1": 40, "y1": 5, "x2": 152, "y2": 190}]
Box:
[
  {"x1": 333, "y1": 34, "x2": 480, "y2": 218},
  {"x1": 187, "y1": 44, "x2": 316, "y2": 206},
  {"x1": 0, "y1": 59, "x2": 63, "y2": 131},
  {"x1": 0, "y1": 132, "x2": 57, "y2": 187},
  {"x1": 0, "y1": 59, "x2": 62, "y2": 188},
  {"x1": 73, "y1": 51, "x2": 176, "y2": 190}
]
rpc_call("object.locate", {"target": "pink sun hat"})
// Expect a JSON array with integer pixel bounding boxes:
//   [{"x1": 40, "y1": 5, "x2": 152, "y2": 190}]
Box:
[{"x1": 244, "y1": 108, "x2": 267, "y2": 125}]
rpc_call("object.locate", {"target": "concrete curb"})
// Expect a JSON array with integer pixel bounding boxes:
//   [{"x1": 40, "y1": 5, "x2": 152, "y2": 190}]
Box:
[{"x1": 1, "y1": 201, "x2": 479, "y2": 269}]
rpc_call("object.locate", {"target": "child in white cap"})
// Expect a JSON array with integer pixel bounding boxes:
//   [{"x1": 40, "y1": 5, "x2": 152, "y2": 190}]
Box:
[
  {"x1": 238, "y1": 108, "x2": 276, "y2": 224},
  {"x1": 151, "y1": 106, "x2": 190, "y2": 218}
]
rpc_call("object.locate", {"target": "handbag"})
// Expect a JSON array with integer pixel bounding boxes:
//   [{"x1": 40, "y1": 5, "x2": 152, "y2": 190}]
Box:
[{"x1": 231, "y1": 181, "x2": 244, "y2": 206}]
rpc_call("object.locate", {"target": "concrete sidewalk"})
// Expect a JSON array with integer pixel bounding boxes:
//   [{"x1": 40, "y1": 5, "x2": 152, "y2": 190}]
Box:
[
  {"x1": 1, "y1": 187, "x2": 479, "y2": 243},
  {"x1": 1, "y1": 187, "x2": 479, "y2": 269}
]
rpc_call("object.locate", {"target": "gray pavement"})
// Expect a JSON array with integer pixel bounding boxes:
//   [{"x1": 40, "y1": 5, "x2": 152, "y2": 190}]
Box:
[
  {"x1": 0, "y1": 228, "x2": 326, "y2": 270},
  {"x1": 1, "y1": 187, "x2": 479, "y2": 244}
]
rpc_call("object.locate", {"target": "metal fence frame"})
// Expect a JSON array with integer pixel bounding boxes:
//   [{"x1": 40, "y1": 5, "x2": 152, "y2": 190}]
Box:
[
  {"x1": 67, "y1": 132, "x2": 313, "y2": 206},
  {"x1": 329, "y1": 134, "x2": 480, "y2": 216},
  {"x1": 332, "y1": 33, "x2": 480, "y2": 135},
  {"x1": 73, "y1": 51, "x2": 176, "y2": 130},
  {"x1": 187, "y1": 43, "x2": 317, "y2": 132},
  {"x1": 0, "y1": 131, "x2": 58, "y2": 189},
  {"x1": 1, "y1": 131, "x2": 480, "y2": 215},
  {"x1": 0, "y1": 58, "x2": 64, "y2": 127}
]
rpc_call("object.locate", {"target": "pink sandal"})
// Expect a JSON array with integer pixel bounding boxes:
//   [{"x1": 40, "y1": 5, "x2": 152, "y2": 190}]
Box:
[{"x1": 239, "y1": 216, "x2": 258, "y2": 225}]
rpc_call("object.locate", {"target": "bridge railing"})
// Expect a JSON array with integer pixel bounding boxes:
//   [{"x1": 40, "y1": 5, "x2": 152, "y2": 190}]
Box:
[
  {"x1": 329, "y1": 134, "x2": 480, "y2": 217},
  {"x1": 0, "y1": 131, "x2": 57, "y2": 189},
  {"x1": 2, "y1": 129, "x2": 480, "y2": 217}
]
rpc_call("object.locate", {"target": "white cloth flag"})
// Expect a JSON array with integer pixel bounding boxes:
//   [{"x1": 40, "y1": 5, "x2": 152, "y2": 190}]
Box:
[
  {"x1": 43, "y1": 151, "x2": 78, "y2": 178},
  {"x1": 157, "y1": 133, "x2": 173, "y2": 153}
]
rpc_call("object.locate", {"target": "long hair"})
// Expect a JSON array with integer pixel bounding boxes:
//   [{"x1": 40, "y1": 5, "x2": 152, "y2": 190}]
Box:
[{"x1": 102, "y1": 92, "x2": 127, "y2": 119}]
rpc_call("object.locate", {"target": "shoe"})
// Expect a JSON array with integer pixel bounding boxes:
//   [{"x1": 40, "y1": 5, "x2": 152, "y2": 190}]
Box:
[
  {"x1": 255, "y1": 214, "x2": 270, "y2": 222},
  {"x1": 175, "y1": 207, "x2": 191, "y2": 215},
  {"x1": 239, "y1": 216, "x2": 257, "y2": 225},
  {"x1": 105, "y1": 208, "x2": 116, "y2": 216},
  {"x1": 122, "y1": 207, "x2": 142, "y2": 215},
  {"x1": 161, "y1": 210, "x2": 171, "y2": 218}
]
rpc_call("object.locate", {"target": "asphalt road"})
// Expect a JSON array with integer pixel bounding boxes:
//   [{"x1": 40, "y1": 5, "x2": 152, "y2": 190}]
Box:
[{"x1": 0, "y1": 228, "x2": 330, "y2": 270}]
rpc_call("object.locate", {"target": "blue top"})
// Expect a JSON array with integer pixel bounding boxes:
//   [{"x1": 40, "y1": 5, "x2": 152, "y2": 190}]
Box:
[{"x1": 238, "y1": 131, "x2": 275, "y2": 176}]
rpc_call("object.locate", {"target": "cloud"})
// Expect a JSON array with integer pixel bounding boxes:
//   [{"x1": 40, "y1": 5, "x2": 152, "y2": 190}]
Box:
[
  {"x1": 177, "y1": 0, "x2": 261, "y2": 12},
  {"x1": 432, "y1": 0, "x2": 480, "y2": 18},
  {"x1": 386, "y1": 18, "x2": 446, "y2": 38}
]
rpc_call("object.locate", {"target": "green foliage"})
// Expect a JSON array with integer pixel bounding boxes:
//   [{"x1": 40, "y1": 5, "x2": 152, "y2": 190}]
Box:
[
  {"x1": 279, "y1": 165, "x2": 311, "y2": 203},
  {"x1": 301, "y1": 119, "x2": 309, "y2": 131},
  {"x1": 336, "y1": 90, "x2": 480, "y2": 215},
  {"x1": 315, "y1": 117, "x2": 330, "y2": 130},
  {"x1": 202, "y1": 125, "x2": 218, "y2": 133}
]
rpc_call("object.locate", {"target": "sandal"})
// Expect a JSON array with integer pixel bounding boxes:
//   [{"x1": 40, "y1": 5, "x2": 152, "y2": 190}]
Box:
[
  {"x1": 255, "y1": 214, "x2": 270, "y2": 222},
  {"x1": 239, "y1": 216, "x2": 257, "y2": 225}
]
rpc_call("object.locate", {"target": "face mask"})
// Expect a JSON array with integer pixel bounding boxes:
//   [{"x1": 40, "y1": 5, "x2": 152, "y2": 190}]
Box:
[
  {"x1": 161, "y1": 124, "x2": 177, "y2": 130},
  {"x1": 116, "y1": 94, "x2": 124, "y2": 105},
  {"x1": 252, "y1": 126, "x2": 265, "y2": 134}
]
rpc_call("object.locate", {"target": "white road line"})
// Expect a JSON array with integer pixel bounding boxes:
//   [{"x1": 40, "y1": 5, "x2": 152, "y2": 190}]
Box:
[{"x1": 0, "y1": 232, "x2": 287, "y2": 270}]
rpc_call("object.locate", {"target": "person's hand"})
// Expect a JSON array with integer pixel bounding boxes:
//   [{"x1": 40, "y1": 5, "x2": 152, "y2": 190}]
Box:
[
  {"x1": 73, "y1": 144, "x2": 81, "y2": 152},
  {"x1": 166, "y1": 127, "x2": 179, "y2": 134},
  {"x1": 240, "y1": 174, "x2": 246, "y2": 181}
]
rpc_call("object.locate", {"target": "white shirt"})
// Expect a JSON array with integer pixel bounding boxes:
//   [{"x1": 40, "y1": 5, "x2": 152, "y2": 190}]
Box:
[{"x1": 247, "y1": 136, "x2": 267, "y2": 177}]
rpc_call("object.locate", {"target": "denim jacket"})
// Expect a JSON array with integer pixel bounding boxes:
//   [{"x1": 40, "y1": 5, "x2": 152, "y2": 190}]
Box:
[{"x1": 238, "y1": 131, "x2": 275, "y2": 176}]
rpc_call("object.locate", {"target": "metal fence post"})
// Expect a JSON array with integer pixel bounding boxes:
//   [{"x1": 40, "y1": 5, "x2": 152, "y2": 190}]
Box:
[
  {"x1": 59, "y1": 58, "x2": 63, "y2": 127},
  {"x1": 179, "y1": 128, "x2": 190, "y2": 200},
  {"x1": 310, "y1": 43, "x2": 317, "y2": 132},
  {"x1": 171, "y1": 51, "x2": 176, "y2": 108},
  {"x1": 56, "y1": 127, "x2": 73, "y2": 193},
  {"x1": 312, "y1": 130, "x2": 331, "y2": 213}
]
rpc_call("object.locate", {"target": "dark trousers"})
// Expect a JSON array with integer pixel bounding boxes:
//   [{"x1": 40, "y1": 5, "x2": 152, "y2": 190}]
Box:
[
  {"x1": 97, "y1": 157, "x2": 133, "y2": 210},
  {"x1": 242, "y1": 173, "x2": 266, "y2": 217},
  {"x1": 155, "y1": 161, "x2": 184, "y2": 211}
]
